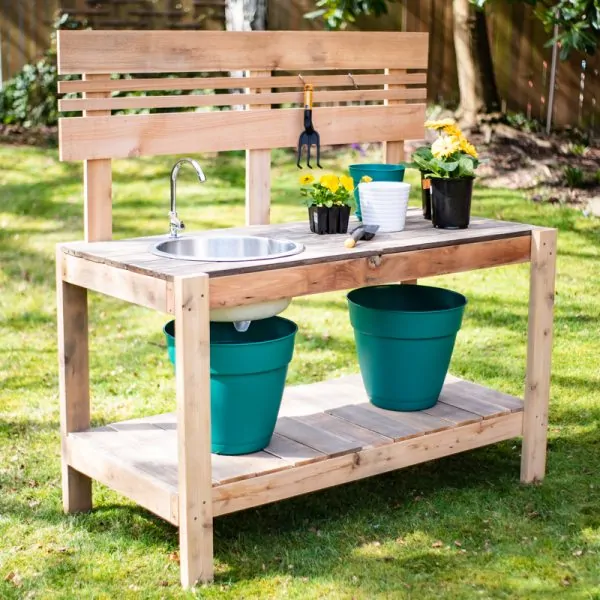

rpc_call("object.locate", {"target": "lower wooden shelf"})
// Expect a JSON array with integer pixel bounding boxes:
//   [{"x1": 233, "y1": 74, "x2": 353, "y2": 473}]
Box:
[{"x1": 65, "y1": 374, "x2": 524, "y2": 526}]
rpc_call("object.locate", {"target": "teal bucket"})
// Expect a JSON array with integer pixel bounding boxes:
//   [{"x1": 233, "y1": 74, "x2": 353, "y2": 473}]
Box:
[
  {"x1": 164, "y1": 317, "x2": 297, "y2": 455},
  {"x1": 347, "y1": 285, "x2": 467, "y2": 411},
  {"x1": 349, "y1": 163, "x2": 406, "y2": 220}
]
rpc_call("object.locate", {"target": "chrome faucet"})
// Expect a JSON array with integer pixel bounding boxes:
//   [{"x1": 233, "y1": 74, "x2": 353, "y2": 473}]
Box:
[{"x1": 169, "y1": 158, "x2": 206, "y2": 238}]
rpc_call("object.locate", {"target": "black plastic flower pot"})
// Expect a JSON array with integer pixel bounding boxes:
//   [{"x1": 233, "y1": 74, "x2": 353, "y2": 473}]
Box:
[
  {"x1": 328, "y1": 206, "x2": 340, "y2": 234},
  {"x1": 338, "y1": 205, "x2": 351, "y2": 234},
  {"x1": 421, "y1": 172, "x2": 432, "y2": 220},
  {"x1": 430, "y1": 177, "x2": 474, "y2": 229},
  {"x1": 308, "y1": 206, "x2": 329, "y2": 234}
]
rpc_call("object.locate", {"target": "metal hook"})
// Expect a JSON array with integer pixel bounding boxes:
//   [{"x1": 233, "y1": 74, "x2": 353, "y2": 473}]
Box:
[
  {"x1": 348, "y1": 72, "x2": 358, "y2": 89},
  {"x1": 298, "y1": 73, "x2": 306, "y2": 86}
]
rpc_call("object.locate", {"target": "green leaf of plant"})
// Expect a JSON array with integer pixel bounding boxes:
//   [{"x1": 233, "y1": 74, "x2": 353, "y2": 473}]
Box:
[{"x1": 458, "y1": 156, "x2": 475, "y2": 178}]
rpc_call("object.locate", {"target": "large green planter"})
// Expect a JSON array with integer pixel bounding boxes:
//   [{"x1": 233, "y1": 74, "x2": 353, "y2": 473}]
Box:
[
  {"x1": 347, "y1": 285, "x2": 467, "y2": 411},
  {"x1": 164, "y1": 317, "x2": 297, "y2": 455},
  {"x1": 348, "y1": 163, "x2": 406, "y2": 220}
]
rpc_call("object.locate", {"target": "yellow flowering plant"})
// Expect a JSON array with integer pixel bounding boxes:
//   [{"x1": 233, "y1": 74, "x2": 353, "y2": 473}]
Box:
[
  {"x1": 299, "y1": 173, "x2": 360, "y2": 207},
  {"x1": 408, "y1": 119, "x2": 481, "y2": 179}
]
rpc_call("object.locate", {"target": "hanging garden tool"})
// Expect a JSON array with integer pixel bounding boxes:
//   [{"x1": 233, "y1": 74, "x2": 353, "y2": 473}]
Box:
[{"x1": 297, "y1": 83, "x2": 322, "y2": 169}]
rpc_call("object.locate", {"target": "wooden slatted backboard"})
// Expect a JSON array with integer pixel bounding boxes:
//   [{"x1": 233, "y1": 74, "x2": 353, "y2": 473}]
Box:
[{"x1": 57, "y1": 30, "x2": 429, "y2": 239}]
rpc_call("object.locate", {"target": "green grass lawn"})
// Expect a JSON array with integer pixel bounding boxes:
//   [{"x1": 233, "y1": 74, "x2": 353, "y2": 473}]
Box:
[{"x1": 1, "y1": 144, "x2": 599, "y2": 599}]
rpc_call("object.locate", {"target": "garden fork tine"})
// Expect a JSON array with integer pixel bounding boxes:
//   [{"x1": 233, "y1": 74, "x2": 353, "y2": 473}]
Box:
[{"x1": 297, "y1": 83, "x2": 322, "y2": 169}]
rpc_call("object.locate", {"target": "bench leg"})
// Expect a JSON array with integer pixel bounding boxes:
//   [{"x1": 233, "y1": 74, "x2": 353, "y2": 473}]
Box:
[
  {"x1": 57, "y1": 249, "x2": 92, "y2": 512},
  {"x1": 174, "y1": 275, "x2": 214, "y2": 587},
  {"x1": 521, "y1": 229, "x2": 557, "y2": 483}
]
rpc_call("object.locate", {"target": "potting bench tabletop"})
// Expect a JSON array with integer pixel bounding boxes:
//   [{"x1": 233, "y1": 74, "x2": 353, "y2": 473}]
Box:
[
  {"x1": 59, "y1": 210, "x2": 537, "y2": 313},
  {"x1": 55, "y1": 29, "x2": 557, "y2": 589}
]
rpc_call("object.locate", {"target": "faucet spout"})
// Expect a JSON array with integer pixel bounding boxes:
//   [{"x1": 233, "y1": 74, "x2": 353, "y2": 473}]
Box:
[{"x1": 169, "y1": 158, "x2": 206, "y2": 238}]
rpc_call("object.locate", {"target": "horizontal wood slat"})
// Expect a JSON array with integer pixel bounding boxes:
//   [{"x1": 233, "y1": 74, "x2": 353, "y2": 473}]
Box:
[
  {"x1": 58, "y1": 104, "x2": 426, "y2": 161},
  {"x1": 57, "y1": 31, "x2": 429, "y2": 74},
  {"x1": 59, "y1": 87, "x2": 427, "y2": 113},
  {"x1": 58, "y1": 72, "x2": 428, "y2": 94}
]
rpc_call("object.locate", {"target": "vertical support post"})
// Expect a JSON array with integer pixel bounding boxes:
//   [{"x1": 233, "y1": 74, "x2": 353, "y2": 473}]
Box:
[
  {"x1": 385, "y1": 68, "x2": 415, "y2": 283},
  {"x1": 83, "y1": 73, "x2": 112, "y2": 242},
  {"x1": 383, "y1": 68, "x2": 406, "y2": 165},
  {"x1": 174, "y1": 274, "x2": 214, "y2": 587},
  {"x1": 56, "y1": 247, "x2": 92, "y2": 513},
  {"x1": 245, "y1": 70, "x2": 271, "y2": 225},
  {"x1": 521, "y1": 228, "x2": 557, "y2": 483}
]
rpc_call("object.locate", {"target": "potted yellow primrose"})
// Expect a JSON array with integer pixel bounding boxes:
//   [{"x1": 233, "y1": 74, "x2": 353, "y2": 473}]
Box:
[
  {"x1": 300, "y1": 173, "x2": 361, "y2": 234},
  {"x1": 410, "y1": 119, "x2": 480, "y2": 229}
]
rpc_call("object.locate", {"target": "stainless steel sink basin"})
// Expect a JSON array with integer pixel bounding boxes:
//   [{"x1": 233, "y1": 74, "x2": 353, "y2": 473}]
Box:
[{"x1": 151, "y1": 235, "x2": 304, "y2": 262}]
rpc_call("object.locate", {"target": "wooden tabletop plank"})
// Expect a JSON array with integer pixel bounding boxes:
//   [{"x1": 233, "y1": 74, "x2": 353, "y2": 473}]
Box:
[
  {"x1": 423, "y1": 401, "x2": 483, "y2": 425},
  {"x1": 297, "y1": 412, "x2": 393, "y2": 448},
  {"x1": 275, "y1": 417, "x2": 362, "y2": 457},
  {"x1": 211, "y1": 451, "x2": 291, "y2": 484},
  {"x1": 60, "y1": 210, "x2": 535, "y2": 281},
  {"x1": 438, "y1": 385, "x2": 512, "y2": 419},
  {"x1": 445, "y1": 375, "x2": 524, "y2": 411},
  {"x1": 360, "y1": 404, "x2": 453, "y2": 434},
  {"x1": 328, "y1": 404, "x2": 423, "y2": 441},
  {"x1": 263, "y1": 433, "x2": 327, "y2": 465}
]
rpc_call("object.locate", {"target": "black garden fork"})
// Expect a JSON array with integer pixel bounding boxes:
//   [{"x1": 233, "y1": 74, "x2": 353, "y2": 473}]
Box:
[{"x1": 297, "y1": 84, "x2": 322, "y2": 169}]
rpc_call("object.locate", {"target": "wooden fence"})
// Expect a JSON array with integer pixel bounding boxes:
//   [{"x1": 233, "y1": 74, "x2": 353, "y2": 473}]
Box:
[
  {"x1": 0, "y1": 0, "x2": 225, "y2": 84},
  {"x1": 269, "y1": 0, "x2": 600, "y2": 134},
  {"x1": 1, "y1": 0, "x2": 598, "y2": 133}
]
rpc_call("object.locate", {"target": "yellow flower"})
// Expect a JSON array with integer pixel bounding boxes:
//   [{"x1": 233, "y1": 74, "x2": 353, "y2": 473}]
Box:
[
  {"x1": 299, "y1": 173, "x2": 315, "y2": 185},
  {"x1": 431, "y1": 134, "x2": 461, "y2": 159},
  {"x1": 459, "y1": 137, "x2": 478, "y2": 158},
  {"x1": 443, "y1": 123, "x2": 463, "y2": 138},
  {"x1": 360, "y1": 175, "x2": 373, "y2": 183},
  {"x1": 320, "y1": 174, "x2": 339, "y2": 193},
  {"x1": 340, "y1": 175, "x2": 354, "y2": 192},
  {"x1": 425, "y1": 118, "x2": 456, "y2": 130}
]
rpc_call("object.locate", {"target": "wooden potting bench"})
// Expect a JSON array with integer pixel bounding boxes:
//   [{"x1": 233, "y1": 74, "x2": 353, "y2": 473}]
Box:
[{"x1": 56, "y1": 31, "x2": 557, "y2": 588}]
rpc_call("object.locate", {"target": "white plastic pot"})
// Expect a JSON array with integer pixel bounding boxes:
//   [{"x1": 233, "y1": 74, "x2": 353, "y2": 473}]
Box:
[{"x1": 358, "y1": 181, "x2": 411, "y2": 233}]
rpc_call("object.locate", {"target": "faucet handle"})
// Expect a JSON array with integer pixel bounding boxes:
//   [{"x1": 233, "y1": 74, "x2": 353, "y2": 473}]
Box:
[{"x1": 169, "y1": 211, "x2": 185, "y2": 237}]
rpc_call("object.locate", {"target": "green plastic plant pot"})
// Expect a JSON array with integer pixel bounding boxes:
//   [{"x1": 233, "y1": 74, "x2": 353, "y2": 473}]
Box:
[
  {"x1": 347, "y1": 284, "x2": 467, "y2": 411},
  {"x1": 164, "y1": 317, "x2": 297, "y2": 455},
  {"x1": 349, "y1": 163, "x2": 406, "y2": 220}
]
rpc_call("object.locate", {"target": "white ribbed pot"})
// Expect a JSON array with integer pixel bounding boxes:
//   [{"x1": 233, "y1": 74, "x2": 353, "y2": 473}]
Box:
[{"x1": 358, "y1": 181, "x2": 411, "y2": 232}]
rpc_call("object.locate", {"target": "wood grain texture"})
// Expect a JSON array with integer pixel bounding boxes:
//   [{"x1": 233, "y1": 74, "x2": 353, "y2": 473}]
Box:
[
  {"x1": 275, "y1": 417, "x2": 362, "y2": 457},
  {"x1": 61, "y1": 374, "x2": 524, "y2": 519},
  {"x1": 61, "y1": 252, "x2": 174, "y2": 314},
  {"x1": 83, "y1": 74, "x2": 112, "y2": 242},
  {"x1": 213, "y1": 412, "x2": 523, "y2": 516},
  {"x1": 207, "y1": 235, "x2": 532, "y2": 309},
  {"x1": 57, "y1": 30, "x2": 429, "y2": 74},
  {"x1": 65, "y1": 433, "x2": 178, "y2": 525},
  {"x1": 57, "y1": 248, "x2": 92, "y2": 514},
  {"x1": 174, "y1": 275, "x2": 213, "y2": 586},
  {"x1": 521, "y1": 228, "x2": 557, "y2": 483},
  {"x1": 58, "y1": 72, "x2": 428, "y2": 94},
  {"x1": 245, "y1": 70, "x2": 271, "y2": 226},
  {"x1": 59, "y1": 87, "x2": 427, "y2": 113},
  {"x1": 328, "y1": 404, "x2": 423, "y2": 440},
  {"x1": 59, "y1": 104, "x2": 426, "y2": 161},
  {"x1": 384, "y1": 68, "x2": 408, "y2": 164},
  {"x1": 59, "y1": 212, "x2": 534, "y2": 288}
]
